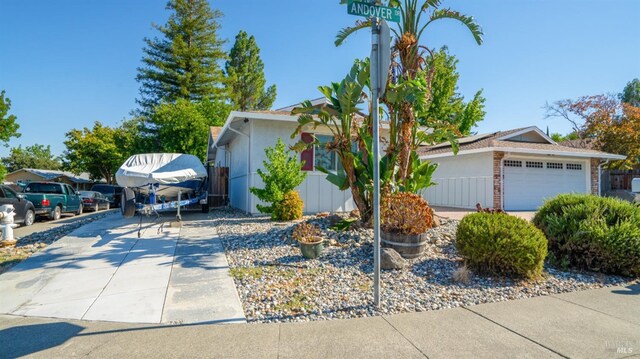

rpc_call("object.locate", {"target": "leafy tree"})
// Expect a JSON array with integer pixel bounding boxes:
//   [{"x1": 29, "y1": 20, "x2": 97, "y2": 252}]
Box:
[
  {"x1": 149, "y1": 98, "x2": 229, "y2": 161},
  {"x1": 135, "y1": 0, "x2": 227, "y2": 114},
  {"x1": 337, "y1": 0, "x2": 483, "y2": 181},
  {"x1": 620, "y1": 78, "x2": 640, "y2": 107},
  {"x1": 249, "y1": 138, "x2": 307, "y2": 219},
  {"x1": 2, "y1": 144, "x2": 62, "y2": 172},
  {"x1": 225, "y1": 31, "x2": 277, "y2": 111},
  {"x1": 421, "y1": 48, "x2": 485, "y2": 136},
  {"x1": 63, "y1": 122, "x2": 128, "y2": 183},
  {"x1": 546, "y1": 94, "x2": 640, "y2": 169},
  {"x1": 0, "y1": 90, "x2": 21, "y2": 144},
  {"x1": 550, "y1": 132, "x2": 579, "y2": 143}
]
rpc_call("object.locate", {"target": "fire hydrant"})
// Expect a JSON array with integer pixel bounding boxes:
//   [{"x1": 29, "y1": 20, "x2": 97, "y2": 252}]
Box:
[{"x1": 0, "y1": 204, "x2": 18, "y2": 247}]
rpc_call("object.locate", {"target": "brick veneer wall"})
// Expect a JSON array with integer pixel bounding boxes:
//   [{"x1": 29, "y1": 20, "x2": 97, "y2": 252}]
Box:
[
  {"x1": 590, "y1": 158, "x2": 600, "y2": 195},
  {"x1": 493, "y1": 151, "x2": 505, "y2": 209}
]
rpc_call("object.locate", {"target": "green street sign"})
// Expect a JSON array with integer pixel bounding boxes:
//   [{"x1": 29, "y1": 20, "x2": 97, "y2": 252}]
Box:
[{"x1": 347, "y1": 1, "x2": 401, "y2": 23}]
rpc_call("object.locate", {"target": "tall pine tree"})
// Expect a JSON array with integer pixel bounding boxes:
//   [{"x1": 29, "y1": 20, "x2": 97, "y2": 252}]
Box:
[
  {"x1": 135, "y1": 0, "x2": 227, "y2": 114},
  {"x1": 225, "y1": 31, "x2": 276, "y2": 111}
]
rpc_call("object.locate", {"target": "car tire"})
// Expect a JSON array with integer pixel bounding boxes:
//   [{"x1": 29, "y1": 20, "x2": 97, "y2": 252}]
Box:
[
  {"x1": 24, "y1": 209, "x2": 35, "y2": 226},
  {"x1": 121, "y1": 187, "x2": 136, "y2": 218},
  {"x1": 50, "y1": 206, "x2": 61, "y2": 221}
]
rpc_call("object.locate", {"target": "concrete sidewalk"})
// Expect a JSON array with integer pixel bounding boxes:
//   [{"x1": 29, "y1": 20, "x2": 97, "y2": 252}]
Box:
[
  {"x1": 0, "y1": 212, "x2": 244, "y2": 325},
  {"x1": 1, "y1": 283, "x2": 638, "y2": 358}
]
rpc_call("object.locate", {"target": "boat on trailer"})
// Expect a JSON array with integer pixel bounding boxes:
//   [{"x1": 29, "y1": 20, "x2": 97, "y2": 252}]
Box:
[{"x1": 116, "y1": 153, "x2": 208, "y2": 219}]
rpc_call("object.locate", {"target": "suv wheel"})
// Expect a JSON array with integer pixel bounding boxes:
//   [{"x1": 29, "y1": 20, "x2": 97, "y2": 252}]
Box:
[
  {"x1": 50, "y1": 206, "x2": 61, "y2": 221},
  {"x1": 24, "y1": 209, "x2": 35, "y2": 226}
]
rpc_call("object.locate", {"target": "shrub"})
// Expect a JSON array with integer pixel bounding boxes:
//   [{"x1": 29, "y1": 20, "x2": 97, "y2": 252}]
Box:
[
  {"x1": 292, "y1": 222, "x2": 322, "y2": 243},
  {"x1": 533, "y1": 194, "x2": 640, "y2": 277},
  {"x1": 273, "y1": 190, "x2": 304, "y2": 221},
  {"x1": 249, "y1": 138, "x2": 307, "y2": 218},
  {"x1": 456, "y1": 212, "x2": 548, "y2": 279},
  {"x1": 381, "y1": 192, "x2": 433, "y2": 235}
]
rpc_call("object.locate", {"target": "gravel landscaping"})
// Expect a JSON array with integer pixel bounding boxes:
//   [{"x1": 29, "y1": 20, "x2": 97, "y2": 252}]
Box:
[
  {"x1": 212, "y1": 208, "x2": 635, "y2": 323},
  {"x1": 0, "y1": 212, "x2": 113, "y2": 274}
]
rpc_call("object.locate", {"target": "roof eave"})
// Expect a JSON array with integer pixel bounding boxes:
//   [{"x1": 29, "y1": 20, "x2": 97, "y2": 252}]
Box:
[{"x1": 419, "y1": 147, "x2": 627, "y2": 160}]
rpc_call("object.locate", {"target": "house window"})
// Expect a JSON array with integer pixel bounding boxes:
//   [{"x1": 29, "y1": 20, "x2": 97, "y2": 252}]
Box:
[
  {"x1": 504, "y1": 160, "x2": 522, "y2": 167},
  {"x1": 547, "y1": 162, "x2": 563, "y2": 169},
  {"x1": 566, "y1": 163, "x2": 583, "y2": 170},
  {"x1": 315, "y1": 135, "x2": 338, "y2": 171},
  {"x1": 526, "y1": 161, "x2": 543, "y2": 168}
]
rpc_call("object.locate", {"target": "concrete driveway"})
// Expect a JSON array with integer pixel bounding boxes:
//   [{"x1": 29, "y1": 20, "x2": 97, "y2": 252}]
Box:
[
  {"x1": 0, "y1": 212, "x2": 244, "y2": 325},
  {"x1": 432, "y1": 206, "x2": 536, "y2": 221}
]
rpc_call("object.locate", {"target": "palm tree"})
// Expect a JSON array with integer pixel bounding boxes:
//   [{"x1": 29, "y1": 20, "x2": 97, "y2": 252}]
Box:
[{"x1": 336, "y1": 0, "x2": 483, "y2": 180}]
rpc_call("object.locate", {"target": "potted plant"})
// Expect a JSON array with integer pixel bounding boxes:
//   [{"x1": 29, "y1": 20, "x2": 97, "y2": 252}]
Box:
[
  {"x1": 381, "y1": 192, "x2": 434, "y2": 259},
  {"x1": 292, "y1": 222, "x2": 324, "y2": 259}
]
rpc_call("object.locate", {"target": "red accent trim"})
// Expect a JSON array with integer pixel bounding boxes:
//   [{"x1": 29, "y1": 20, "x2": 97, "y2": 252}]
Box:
[{"x1": 301, "y1": 132, "x2": 314, "y2": 171}]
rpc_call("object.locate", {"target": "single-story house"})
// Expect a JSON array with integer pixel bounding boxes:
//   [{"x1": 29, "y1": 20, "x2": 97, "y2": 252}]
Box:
[
  {"x1": 419, "y1": 126, "x2": 626, "y2": 211},
  {"x1": 4, "y1": 168, "x2": 96, "y2": 191},
  {"x1": 207, "y1": 97, "x2": 388, "y2": 214}
]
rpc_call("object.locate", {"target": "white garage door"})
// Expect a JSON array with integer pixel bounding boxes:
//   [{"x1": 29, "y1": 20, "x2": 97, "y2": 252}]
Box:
[{"x1": 503, "y1": 159, "x2": 587, "y2": 211}]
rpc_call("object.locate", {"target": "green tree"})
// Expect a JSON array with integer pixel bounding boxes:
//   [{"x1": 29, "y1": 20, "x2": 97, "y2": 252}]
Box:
[
  {"x1": 422, "y1": 48, "x2": 485, "y2": 136},
  {"x1": 336, "y1": 0, "x2": 483, "y2": 180},
  {"x1": 63, "y1": 122, "x2": 127, "y2": 183},
  {"x1": 0, "y1": 90, "x2": 21, "y2": 144},
  {"x1": 225, "y1": 30, "x2": 277, "y2": 111},
  {"x1": 550, "y1": 132, "x2": 579, "y2": 143},
  {"x1": 2, "y1": 144, "x2": 62, "y2": 172},
  {"x1": 149, "y1": 98, "x2": 229, "y2": 161},
  {"x1": 249, "y1": 138, "x2": 307, "y2": 218},
  {"x1": 135, "y1": 0, "x2": 227, "y2": 114},
  {"x1": 620, "y1": 78, "x2": 640, "y2": 107}
]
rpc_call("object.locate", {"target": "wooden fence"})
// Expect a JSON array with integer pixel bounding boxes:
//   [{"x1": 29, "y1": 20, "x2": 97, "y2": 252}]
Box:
[
  {"x1": 208, "y1": 166, "x2": 229, "y2": 207},
  {"x1": 602, "y1": 170, "x2": 640, "y2": 191}
]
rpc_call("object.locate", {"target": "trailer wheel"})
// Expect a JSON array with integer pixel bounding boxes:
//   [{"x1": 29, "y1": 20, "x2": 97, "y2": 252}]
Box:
[
  {"x1": 121, "y1": 187, "x2": 136, "y2": 218},
  {"x1": 201, "y1": 203, "x2": 209, "y2": 213}
]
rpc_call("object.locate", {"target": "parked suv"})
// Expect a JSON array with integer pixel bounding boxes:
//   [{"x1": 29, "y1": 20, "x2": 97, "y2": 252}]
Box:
[
  {"x1": 0, "y1": 185, "x2": 36, "y2": 226},
  {"x1": 91, "y1": 184, "x2": 123, "y2": 208}
]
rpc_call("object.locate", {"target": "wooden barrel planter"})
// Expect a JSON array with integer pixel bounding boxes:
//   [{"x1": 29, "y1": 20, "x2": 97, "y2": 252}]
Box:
[{"x1": 381, "y1": 231, "x2": 429, "y2": 259}]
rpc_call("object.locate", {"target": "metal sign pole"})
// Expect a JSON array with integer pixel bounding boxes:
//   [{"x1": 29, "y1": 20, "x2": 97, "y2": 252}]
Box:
[{"x1": 371, "y1": 17, "x2": 381, "y2": 308}]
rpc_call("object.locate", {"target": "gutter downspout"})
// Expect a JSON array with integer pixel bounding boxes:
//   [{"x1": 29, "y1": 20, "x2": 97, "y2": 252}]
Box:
[
  {"x1": 500, "y1": 156, "x2": 506, "y2": 210},
  {"x1": 228, "y1": 124, "x2": 251, "y2": 214},
  {"x1": 598, "y1": 159, "x2": 610, "y2": 196}
]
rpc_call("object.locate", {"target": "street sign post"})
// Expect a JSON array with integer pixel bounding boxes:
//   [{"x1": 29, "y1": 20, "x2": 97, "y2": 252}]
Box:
[
  {"x1": 347, "y1": 0, "x2": 396, "y2": 309},
  {"x1": 348, "y1": 1, "x2": 401, "y2": 23}
]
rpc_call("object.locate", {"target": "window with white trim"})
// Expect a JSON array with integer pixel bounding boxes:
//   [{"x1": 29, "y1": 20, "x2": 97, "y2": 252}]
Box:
[
  {"x1": 547, "y1": 162, "x2": 563, "y2": 169},
  {"x1": 566, "y1": 163, "x2": 583, "y2": 170},
  {"x1": 526, "y1": 161, "x2": 543, "y2": 168},
  {"x1": 504, "y1": 160, "x2": 522, "y2": 167},
  {"x1": 314, "y1": 135, "x2": 337, "y2": 171}
]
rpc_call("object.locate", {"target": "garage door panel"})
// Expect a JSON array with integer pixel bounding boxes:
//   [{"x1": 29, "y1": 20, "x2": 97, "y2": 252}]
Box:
[{"x1": 504, "y1": 159, "x2": 586, "y2": 211}]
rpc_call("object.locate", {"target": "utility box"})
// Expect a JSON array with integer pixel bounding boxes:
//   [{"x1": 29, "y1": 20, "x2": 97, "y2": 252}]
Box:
[{"x1": 632, "y1": 178, "x2": 640, "y2": 193}]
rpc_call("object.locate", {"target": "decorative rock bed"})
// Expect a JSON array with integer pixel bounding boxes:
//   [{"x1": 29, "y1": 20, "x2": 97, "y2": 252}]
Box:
[{"x1": 212, "y1": 209, "x2": 634, "y2": 323}]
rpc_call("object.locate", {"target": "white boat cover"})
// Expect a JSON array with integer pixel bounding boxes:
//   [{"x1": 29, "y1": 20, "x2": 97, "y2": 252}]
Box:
[{"x1": 116, "y1": 153, "x2": 207, "y2": 188}]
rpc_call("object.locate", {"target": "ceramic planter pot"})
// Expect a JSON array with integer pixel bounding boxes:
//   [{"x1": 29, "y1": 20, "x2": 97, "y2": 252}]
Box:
[{"x1": 299, "y1": 236, "x2": 324, "y2": 259}]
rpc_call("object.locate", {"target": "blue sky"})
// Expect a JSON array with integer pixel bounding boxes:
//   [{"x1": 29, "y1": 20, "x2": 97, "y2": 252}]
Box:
[{"x1": 0, "y1": 0, "x2": 638, "y2": 157}]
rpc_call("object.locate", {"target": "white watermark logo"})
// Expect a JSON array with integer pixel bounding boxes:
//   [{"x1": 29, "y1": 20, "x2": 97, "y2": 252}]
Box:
[{"x1": 606, "y1": 340, "x2": 635, "y2": 354}]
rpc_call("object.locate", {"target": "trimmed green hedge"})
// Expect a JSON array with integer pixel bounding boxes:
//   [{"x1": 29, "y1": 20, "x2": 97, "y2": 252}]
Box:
[
  {"x1": 456, "y1": 213, "x2": 548, "y2": 279},
  {"x1": 533, "y1": 194, "x2": 640, "y2": 277}
]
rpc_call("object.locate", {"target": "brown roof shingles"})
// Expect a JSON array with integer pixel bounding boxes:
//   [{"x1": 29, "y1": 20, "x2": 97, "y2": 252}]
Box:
[{"x1": 210, "y1": 126, "x2": 223, "y2": 141}]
